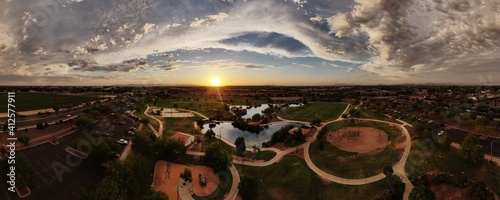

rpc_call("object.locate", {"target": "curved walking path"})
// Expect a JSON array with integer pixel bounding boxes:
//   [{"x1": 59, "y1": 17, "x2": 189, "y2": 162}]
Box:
[
  {"x1": 145, "y1": 104, "x2": 163, "y2": 138},
  {"x1": 170, "y1": 103, "x2": 414, "y2": 199},
  {"x1": 228, "y1": 103, "x2": 414, "y2": 199}
]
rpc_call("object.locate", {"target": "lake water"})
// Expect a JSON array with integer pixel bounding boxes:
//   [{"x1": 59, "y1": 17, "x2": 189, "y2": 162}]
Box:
[
  {"x1": 201, "y1": 121, "x2": 305, "y2": 147},
  {"x1": 231, "y1": 103, "x2": 303, "y2": 119}
]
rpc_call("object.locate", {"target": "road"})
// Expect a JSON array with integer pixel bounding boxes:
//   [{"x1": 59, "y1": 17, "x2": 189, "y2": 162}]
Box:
[
  {"x1": 0, "y1": 115, "x2": 135, "y2": 200},
  {"x1": 4, "y1": 108, "x2": 86, "y2": 129}
]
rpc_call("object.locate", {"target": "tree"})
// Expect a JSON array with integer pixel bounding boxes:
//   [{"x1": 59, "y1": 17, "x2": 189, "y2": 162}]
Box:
[
  {"x1": 179, "y1": 168, "x2": 193, "y2": 183},
  {"x1": 153, "y1": 138, "x2": 187, "y2": 162},
  {"x1": 311, "y1": 119, "x2": 321, "y2": 126},
  {"x1": 2, "y1": 121, "x2": 7, "y2": 132},
  {"x1": 0, "y1": 145, "x2": 6, "y2": 155},
  {"x1": 90, "y1": 137, "x2": 121, "y2": 164},
  {"x1": 409, "y1": 186, "x2": 436, "y2": 200},
  {"x1": 205, "y1": 129, "x2": 216, "y2": 139},
  {"x1": 144, "y1": 190, "x2": 168, "y2": 200},
  {"x1": 251, "y1": 113, "x2": 261, "y2": 121},
  {"x1": 293, "y1": 127, "x2": 305, "y2": 143},
  {"x1": 496, "y1": 120, "x2": 500, "y2": 129},
  {"x1": 465, "y1": 181, "x2": 495, "y2": 200},
  {"x1": 18, "y1": 135, "x2": 30, "y2": 146},
  {"x1": 140, "y1": 118, "x2": 150, "y2": 125},
  {"x1": 203, "y1": 142, "x2": 231, "y2": 171},
  {"x1": 36, "y1": 122, "x2": 44, "y2": 129},
  {"x1": 75, "y1": 114, "x2": 92, "y2": 129},
  {"x1": 235, "y1": 137, "x2": 246, "y2": 156},
  {"x1": 341, "y1": 114, "x2": 348, "y2": 119},
  {"x1": 238, "y1": 174, "x2": 258, "y2": 200},
  {"x1": 460, "y1": 133, "x2": 485, "y2": 166}
]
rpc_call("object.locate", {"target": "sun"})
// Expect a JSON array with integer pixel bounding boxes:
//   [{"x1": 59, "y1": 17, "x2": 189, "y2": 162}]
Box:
[{"x1": 210, "y1": 77, "x2": 221, "y2": 86}]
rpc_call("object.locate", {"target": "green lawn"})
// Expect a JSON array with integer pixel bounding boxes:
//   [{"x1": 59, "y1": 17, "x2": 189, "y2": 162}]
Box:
[
  {"x1": 406, "y1": 139, "x2": 500, "y2": 194},
  {"x1": 254, "y1": 150, "x2": 277, "y2": 161},
  {"x1": 236, "y1": 155, "x2": 389, "y2": 200},
  {"x1": 357, "y1": 109, "x2": 390, "y2": 121},
  {"x1": 309, "y1": 121, "x2": 404, "y2": 179},
  {"x1": 134, "y1": 111, "x2": 159, "y2": 127},
  {"x1": 155, "y1": 100, "x2": 233, "y2": 119},
  {"x1": 0, "y1": 92, "x2": 102, "y2": 113},
  {"x1": 163, "y1": 114, "x2": 204, "y2": 134},
  {"x1": 277, "y1": 102, "x2": 348, "y2": 122}
]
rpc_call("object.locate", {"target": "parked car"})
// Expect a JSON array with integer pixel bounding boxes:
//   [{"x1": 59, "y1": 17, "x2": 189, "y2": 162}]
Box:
[
  {"x1": 126, "y1": 131, "x2": 135, "y2": 135},
  {"x1": 117, "y1": 139, "x2": 128, "y2": 145}
]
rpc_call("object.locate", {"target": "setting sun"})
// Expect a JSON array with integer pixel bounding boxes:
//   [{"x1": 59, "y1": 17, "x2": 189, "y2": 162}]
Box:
[{"x1": 210, "y1": 77, "x2": 221, "y2": 86}]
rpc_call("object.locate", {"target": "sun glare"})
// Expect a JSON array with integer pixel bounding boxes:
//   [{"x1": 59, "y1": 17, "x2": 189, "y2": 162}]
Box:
[{"x1": 210, "y1": 77, "x2": 221, "y2": 86}]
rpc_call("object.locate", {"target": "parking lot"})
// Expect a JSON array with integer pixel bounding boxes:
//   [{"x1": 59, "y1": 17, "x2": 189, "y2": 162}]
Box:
[
  {"x1": 0, "y1": 114, "x2": 136, "y2": 200},
  {"x1": 447, "y1": 128, "x2": 500, "y2": 157}
]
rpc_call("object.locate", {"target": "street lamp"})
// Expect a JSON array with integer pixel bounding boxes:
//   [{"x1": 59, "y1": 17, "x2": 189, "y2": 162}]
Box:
[
  {"x1": 491, "y1": 140, "x2": 496, "y2": 162},
  {"x1": 219, "y1": 127, "x2": 223, "y2": 139}
]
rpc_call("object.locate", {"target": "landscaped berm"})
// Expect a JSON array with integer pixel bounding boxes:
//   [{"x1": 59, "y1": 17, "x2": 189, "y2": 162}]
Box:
[
  {"x1": 153, "y1": 161, "x2": 219, "y2": 199},
  {"x1": 327, "y1": 127, "x2": 388, "y2": 153}
]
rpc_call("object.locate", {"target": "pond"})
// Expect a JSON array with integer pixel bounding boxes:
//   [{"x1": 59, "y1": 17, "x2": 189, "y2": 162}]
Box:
[
  {"x1": 231, "y1": 103, "x2": 303, "y2": 119},
  {"x1": 201, "y1": 121, "x2": 305, "y2": 147}
]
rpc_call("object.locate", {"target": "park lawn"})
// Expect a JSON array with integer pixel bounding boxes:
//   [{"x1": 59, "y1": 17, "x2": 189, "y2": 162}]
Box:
[
  {"x1": 155, "y1": 100, "x2": 233, "y2": 119},
  {"x1": 134, "y1": 111, "x2": 159, "y2": 127},
  {"x1": 309, "y1": 121, "x2": 404, "y2": 179},
  {"x1": 253, "y1": 150, "x2": 277, "y2": 161},
  {"x1": 357, "y1": 109, "x2": 390, "y2": 121},
  {"x1": 277, "y1": 102, "x2": 348, "y2": 122},
  {"x1": 236, "y1": 155, "x2": 389, "y2": 200},
  {"x1": 405, "y1": 139, "x2": 500, "y2": 194},
  {"x1": 163, "y1": 114, "x2": 204, "y2": 134},
  {"x1": 0, "y1": 92, "x2": 102, "y2": 113}
]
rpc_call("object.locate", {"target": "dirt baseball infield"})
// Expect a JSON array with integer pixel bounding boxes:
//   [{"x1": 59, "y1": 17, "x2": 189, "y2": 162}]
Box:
[{"x1": 327, "y1": 127, "x2": 388, "y2": 153}]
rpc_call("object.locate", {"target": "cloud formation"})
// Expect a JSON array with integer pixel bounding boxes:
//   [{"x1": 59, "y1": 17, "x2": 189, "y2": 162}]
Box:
[{"x1": 328, "y1": 0, "x2": 500, "y2": 79}]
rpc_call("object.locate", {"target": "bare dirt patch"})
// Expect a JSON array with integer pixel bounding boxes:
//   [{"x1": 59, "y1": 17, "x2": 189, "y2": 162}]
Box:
[
  {"x1": 153, "y1": 161, "x2": 219, "y2": 198},
  {"x1": 327, "y1": 127, "x2": 388, "y2": 153}
]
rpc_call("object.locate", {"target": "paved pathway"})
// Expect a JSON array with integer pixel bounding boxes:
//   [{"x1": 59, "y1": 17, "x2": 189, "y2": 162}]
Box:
[
  {"x1": 145, "y1": 104, "x2": 163, "y2": 138},
  {"x1": 178, "y1": 108, "x2": 210, "y2": 120},
  {"x1": 169, "y1": 103, "x2": 417, "y2": 199}
]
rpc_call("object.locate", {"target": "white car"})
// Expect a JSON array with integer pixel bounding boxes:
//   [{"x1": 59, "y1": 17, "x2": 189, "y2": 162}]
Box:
[{"x1": 117, "y1": 139, "x2": 128, "y2": 145}]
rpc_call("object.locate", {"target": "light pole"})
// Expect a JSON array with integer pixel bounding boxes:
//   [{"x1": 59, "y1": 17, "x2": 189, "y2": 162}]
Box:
[
  {"x1": 491, "y1": 140, "x2": 496, "y2": 162},
  {"x1": 219, "y1": 127, "x2": 223, "y2": 139}
]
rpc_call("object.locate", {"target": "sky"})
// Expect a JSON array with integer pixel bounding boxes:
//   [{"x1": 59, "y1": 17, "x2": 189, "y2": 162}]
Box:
[{"x1": 0, "y1": 0, "x2": 499, "y2": 86}]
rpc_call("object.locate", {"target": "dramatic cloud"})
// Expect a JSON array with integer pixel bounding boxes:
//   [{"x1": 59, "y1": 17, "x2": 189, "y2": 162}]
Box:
[
  {"x1": 0, "y1": 0, "x2": 498, "y2": 85},
  {"x1": 328, "y1": 0, "x2": 500, "y2": 80}
]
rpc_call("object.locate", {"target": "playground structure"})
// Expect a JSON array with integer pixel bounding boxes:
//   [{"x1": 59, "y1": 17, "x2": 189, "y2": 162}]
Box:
[{"x1": 153, "y1": 161, "x2": 219, "y2": 199}]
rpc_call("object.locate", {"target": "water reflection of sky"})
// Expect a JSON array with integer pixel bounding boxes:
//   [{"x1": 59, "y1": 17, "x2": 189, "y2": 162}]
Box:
[
  {"x1": 231, "y1": 103, "x2": 303, "y2": 119},
  {"x1": 201, "y1": 121, "x2": 304, "y2": 147}
]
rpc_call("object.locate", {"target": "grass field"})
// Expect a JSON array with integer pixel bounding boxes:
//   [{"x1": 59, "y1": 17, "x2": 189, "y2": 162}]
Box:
[
  {"x1": 406, "y1": 139, "x2": 500, "y2": 194},
  {"x1": 357, "y1": 109, "x2": 390, "y2": 121},
  {"x1": 277, "y1": 102, "x2": 348, "y2": 122},
  {"x1": 236, "y1": 155, "x2": 389, "y2": 200},
  {"x1": 163, "y1": 114, "x2": 204, "y2": 134},
  {"x1": 0, "y1": 92, "x2": 102, "y2": 113},
  {"x1": 309, "y1": 121, "x2": 404, "y2": 179},
  {"x1": 155, "y1": 100, "x2": 233, "y2": 119}
]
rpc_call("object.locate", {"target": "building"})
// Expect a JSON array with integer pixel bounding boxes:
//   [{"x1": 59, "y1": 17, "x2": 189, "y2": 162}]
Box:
[{"x1": 171, "y1": 132, "x2": 195, "y2": 146}]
